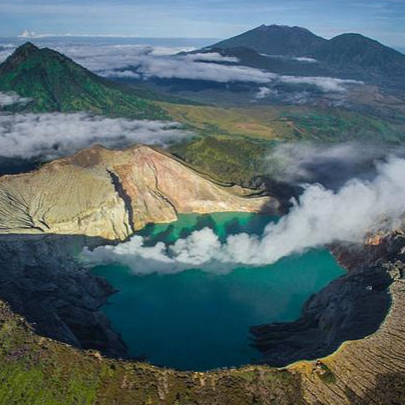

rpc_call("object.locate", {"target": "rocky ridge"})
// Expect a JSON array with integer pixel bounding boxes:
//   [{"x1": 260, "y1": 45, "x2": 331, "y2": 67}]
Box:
[
  {"x1": 296, "y1": 259, "x2": 405, "y2": 404},
  {"x1": 0, "y1": 233, "x2": 404, "y2": 404},
  {"x1": 251, "y1": 231, "x2": 405, "y2": 404},
  {"x1": 0, "y1": 145, "x2": 403, "y2": 403},
  {"x1": 0, "y1": 144, "x2": 276, "y2": 360},
  {"x1": 0, "y1": 144, "x2": 277, "y2": 240}
]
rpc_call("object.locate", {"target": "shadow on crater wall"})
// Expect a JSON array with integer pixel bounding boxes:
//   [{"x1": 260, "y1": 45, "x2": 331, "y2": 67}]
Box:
[
  {"x1": 0, "y1": 229, "x2": 397, "y2": 375},
  {"x1": 250, "y1": 237, "x2": 403, "y2": 367},
  {"x1": 0, "y1": 233, "x2": 128, "y2": 358}
]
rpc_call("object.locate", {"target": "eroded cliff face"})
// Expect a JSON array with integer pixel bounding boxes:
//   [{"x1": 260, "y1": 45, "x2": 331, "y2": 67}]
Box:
[
  {"x1": 0, "y1": 233, "x2": 127, "y2": 357},
  {"x1": 251, "y1": 232, "x2": 405, "y2": 405},
  {"x1": 0, "y1": 144, "x2": 277, "y2": 361},
  {"x1": 0, "y1": 238, "x2": 404, "y2": 405},
  {"x1": 0, "y1": 145, "x2": 277, "y2": 240},
  {"x1": 295, "y1": 258, "x2": 405, "y2": 405}
]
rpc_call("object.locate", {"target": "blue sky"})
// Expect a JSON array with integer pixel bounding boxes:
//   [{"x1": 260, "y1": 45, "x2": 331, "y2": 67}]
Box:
[{"x1": 1, "y1": 0, "x2": 405, "y2": 48}]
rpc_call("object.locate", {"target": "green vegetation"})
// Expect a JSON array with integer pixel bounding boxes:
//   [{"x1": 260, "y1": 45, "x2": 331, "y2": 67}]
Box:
[
  {"x1": 2, "y1": 43, "x2": 404, "y2": 189},
  {"x1": 165, "y1": 103, "x2": 405, "y2": 142},
  {"x1": 166, "y1": 102, "x2": 405, "y2": 185},
  {"x1": 171, "y1": 135, "x2": 270, "y2": 186},
  {"x1": 2, "y1": 43, "x2": 405, "y2": 190},
  {"x1": 281, "y1": 108, "x2": 405, "y2": 142},
  {"x1": 0, "y1": 43, "x2": 167, "y2": 120},
  {"x1": 0, "y1": 300, "x2": 305, "y2": 405}
]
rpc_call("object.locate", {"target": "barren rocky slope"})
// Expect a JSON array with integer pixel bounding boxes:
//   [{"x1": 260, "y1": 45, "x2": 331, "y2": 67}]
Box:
[
  {"x1": 0, "y1": 145, "x2": 277, "y2": 240},
  {"x1": 0, "y1": 145, "x2": 277, "y2": 359}
]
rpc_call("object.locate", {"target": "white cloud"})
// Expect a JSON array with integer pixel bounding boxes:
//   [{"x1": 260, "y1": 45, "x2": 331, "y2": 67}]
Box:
[
  {"x1": 260, "y1": 54, "x2": 318, "y2": 63},
  {"x1": 18, "y1": 31, "x2": 142, "y2": 39},
  {"x1": 184, "y1": 52, "x2": 239, "y2": 63},
  {"x1": 51, "y1": 44, "x2": 197, "y2": 71},
  {"x1": 255, "y1": 87, "x2": 278, "y2": 99},
  {"x1": 96, "y1": 52, "x2": 360, "y2": 91},
  {"x1": 266, "y1": 142, "x2": 399, "y2": 184},
  {"x1": 82, "y1": 157, "x2": 405, "y2": 274},
  {"x1": 101, "y1": 70, "x2": 141, "y2": 79},
  {"x1": 135, "y1": 56, "x2": 276, "y2": 83},
  {"x1": 0, "y1": 91, "x2": 31, "y2": 107},
  {"x1": 253, "y1": 87, "x2": 347, "y2": 105},
  {"x1": 106, "y1": 53, "x2": 359, "y2": 91},
  {"x1": 0, "y1": 112, "x2": 192, "y2": 159},
  {"x1": 0, "y1": 48, "x2": 13, "y2": 62},
  {"x1": 280, "y1": 75, "x2": 362, "y2": 92},
  {"x1": 82, "y1": 228, "x2": 223, "y2": 275},
  {"x1": 18, "y1": 30, "x2": 36, "y2": 38},
  {"x1": 254, "y1": 88, "x2": 312, "y2": 104},
  {"x1": 55, "y1": 44, "x2": 259, "y2": 83},
  {"x1": 0, "y1": 42, "x2": 361, "y2": 92},
  {"x1": 293, "y1": 57, "x2": 318, "y2": 63}
]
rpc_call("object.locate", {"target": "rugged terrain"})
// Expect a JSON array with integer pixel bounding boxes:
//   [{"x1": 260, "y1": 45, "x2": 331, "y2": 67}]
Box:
[
  {"x1": 2, "y1": 43, "x2": 405, "y2": 192},
  {"x1": 0, "y1": 142, "x2": 403, "y2": 405},
  {"x1": 0, "y1": 143, "x2": 277, "y2": 366},
  {"x1": 0, "y1": 144, "x2": 276, "y2": 240},
  {"x1": 0, "y1": 34, "x2": 404, "y2": 404},
  {"x1": 0, "y1": 227, "x2": 403, "y2": 404}
]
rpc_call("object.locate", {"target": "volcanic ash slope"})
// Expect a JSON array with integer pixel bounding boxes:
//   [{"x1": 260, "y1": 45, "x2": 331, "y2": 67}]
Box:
[{"x1": 0, "y1": 145, "x2": 277, "y2": 240}]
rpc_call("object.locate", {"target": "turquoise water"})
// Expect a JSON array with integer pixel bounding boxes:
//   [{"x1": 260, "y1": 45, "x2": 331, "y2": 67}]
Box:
[{"x1": 93, "y1": 213, "x2": 345, "y2": 371}]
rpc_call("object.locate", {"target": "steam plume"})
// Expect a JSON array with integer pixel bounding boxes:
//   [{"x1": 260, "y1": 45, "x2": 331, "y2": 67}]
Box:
[{"x1": 82, "y1": 157, "x2": 405, "y2": 274}]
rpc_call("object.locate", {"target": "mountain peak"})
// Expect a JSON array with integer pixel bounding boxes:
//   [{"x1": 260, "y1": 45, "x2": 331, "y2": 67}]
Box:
[
  {"x1": 211, "y1": 24, "x2": 326, "y2": 57},
  {"x1": 311, "y1": 31, "x2": 405, "y2": 80},
  {"x1": 0, "y1": 42, "x2": 66, "y2": 78},
  {"x1": 0, "y1": 43, "x2": 166, "y2": 119},
  {"x1": 19, "y1": 41, "x2": 39, "y2": 51},
  {"x1": 14, "y1": 42, "x2": 39, "y2": 56},
  {"x1": 4, "y1": 42, "x2": 40, "y2": 66},
  {"x1": 330, "y1": 33, "x2": 377, "y2": 44},
  {"x1": 257, "y1": 24, "x2": 310, "y2": 33}
]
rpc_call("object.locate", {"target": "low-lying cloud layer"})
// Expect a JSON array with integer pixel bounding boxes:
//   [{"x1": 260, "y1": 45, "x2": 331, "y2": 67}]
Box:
[
  {"x1": 0, "y1": 91, "x2": 31, "y2": 107},
  {"x1": 60, "y1": 44, "x2": 360, "y2": 91},
  {"x1": 266, "y1": 141, "x2": 403, "y2": 188},
  {"x1": 102, "y1": 50, "x2": 359, "y2": 92},
  {"x1": 253, "y1": 87, "x2": 348, "y2": 106},
  {"x1": 279, "y1": 75, "x2": 360, "y2": 92},
  {"x1": 0, "y1": 112, "x2": 191, "y2": 159},
  {"x1": 82, "y1": 157, "x2": 405, "y2": 274},
  {"x1": 0, "y1": 42, "x2": 361, "y2": 93},
  {"x1": 260, "y1": 53, "x2": 318, "y2": 63}
]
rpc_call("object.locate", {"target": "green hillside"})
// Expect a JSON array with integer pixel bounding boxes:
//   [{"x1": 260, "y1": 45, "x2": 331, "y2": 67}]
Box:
[
  {"x1": 166, "y1": 103, "x2": 405, "y2": 186},
  {"x1": 0, "y1": 42, "x2": 167, "y2": 119}
]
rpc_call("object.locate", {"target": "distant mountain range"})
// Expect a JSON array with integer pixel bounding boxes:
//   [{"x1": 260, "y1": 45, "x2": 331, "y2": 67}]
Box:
[
  {"x1": 0, "y1": 42, "x2": 167, "y2": 119},
  {"x1": 1, "y1": 36, "x2": 405, "y2": 191},
  {"x1": 2, "y1": 25, "x2": 405, "y2": 126},
  {"x1": 208, "y1": 25, "x2": 405, "y2": 89},
  {"x1": 311, "y1": 33, "x2": 405, "y2": 80},
  {"x1": 213, "y1": 25, "x2": 326, "y2": 57}
]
